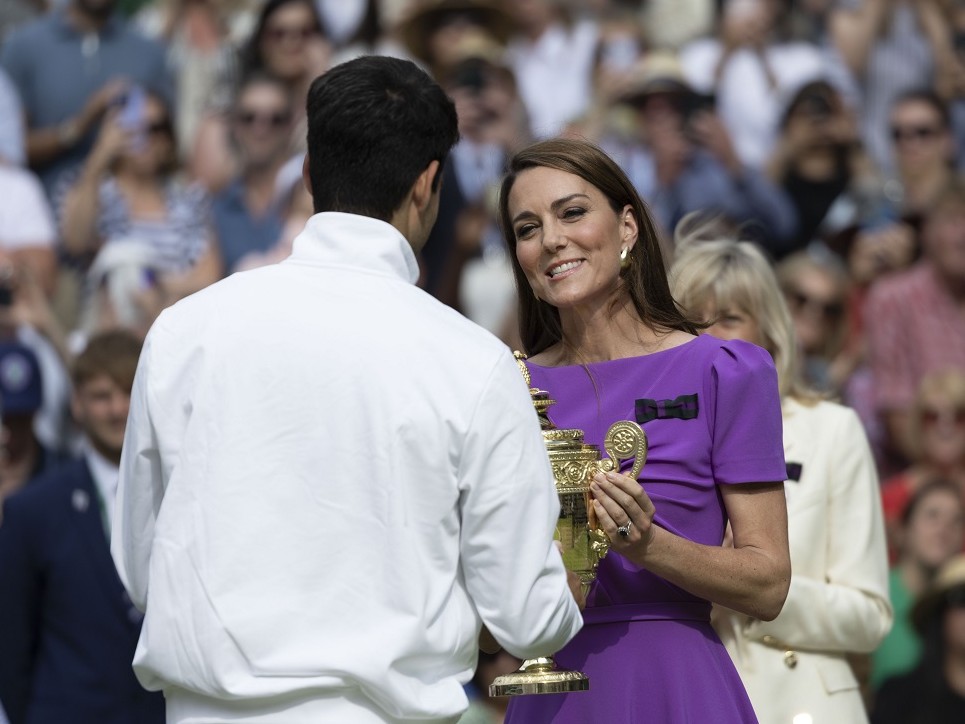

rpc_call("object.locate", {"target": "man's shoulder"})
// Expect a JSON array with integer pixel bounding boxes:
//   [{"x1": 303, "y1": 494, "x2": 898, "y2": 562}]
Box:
[{"x1": 867, "y1": 263, "x2": 932, "y2": 307}]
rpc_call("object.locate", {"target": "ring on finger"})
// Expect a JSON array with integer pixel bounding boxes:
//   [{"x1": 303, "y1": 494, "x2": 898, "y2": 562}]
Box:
[{"x1": 616, "y1": 520, "x2": 633, "y2": 538}]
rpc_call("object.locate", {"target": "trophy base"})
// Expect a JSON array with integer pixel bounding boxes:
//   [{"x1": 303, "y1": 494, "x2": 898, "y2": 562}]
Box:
[{"x1": 489, "y1": 657, "x2": 589, "y2": 697}]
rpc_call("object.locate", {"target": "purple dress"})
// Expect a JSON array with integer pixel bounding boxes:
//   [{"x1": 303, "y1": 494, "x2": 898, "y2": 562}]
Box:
[{"x1": 505, "y1": 335, "x2": 785, "y2": 724}]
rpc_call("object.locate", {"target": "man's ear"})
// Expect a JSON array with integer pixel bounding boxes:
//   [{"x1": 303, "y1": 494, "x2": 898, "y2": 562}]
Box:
[
  {"x1": 301, "y1": 153, "x2": 313, "y2": 198},
  {"x1": 410, "y1": 160, "x2": 441, "y2": 212}
]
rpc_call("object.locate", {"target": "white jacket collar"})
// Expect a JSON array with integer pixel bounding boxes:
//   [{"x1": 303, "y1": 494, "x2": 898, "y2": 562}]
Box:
[{"x1": 287, "y1": 212, "x2": 420, "y2": 285}]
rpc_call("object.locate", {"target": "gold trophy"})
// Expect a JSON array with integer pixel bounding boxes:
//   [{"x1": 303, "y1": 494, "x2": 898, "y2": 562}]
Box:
[{"x1": 489, "y1": 353, "x2": 647, "y2": 697}]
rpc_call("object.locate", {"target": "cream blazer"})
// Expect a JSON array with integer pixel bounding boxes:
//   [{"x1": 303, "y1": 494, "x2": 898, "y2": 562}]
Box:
[{"x1": 713, "y1": 398, "x2": 893, "y2": 724}]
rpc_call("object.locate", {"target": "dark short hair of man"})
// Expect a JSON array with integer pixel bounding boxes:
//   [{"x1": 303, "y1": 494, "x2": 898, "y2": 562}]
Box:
[
  {"x1": 305, "y1": 55, "x2": 459, "y2": 221},
  {"x1": 71, "y1": 330, "x2": 143, "y2": 393}
]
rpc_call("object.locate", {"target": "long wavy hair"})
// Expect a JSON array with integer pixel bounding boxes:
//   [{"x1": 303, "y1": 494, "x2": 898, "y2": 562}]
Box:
[{"x1": 497, "y1": 137, "x2": 698, "y2": 356}]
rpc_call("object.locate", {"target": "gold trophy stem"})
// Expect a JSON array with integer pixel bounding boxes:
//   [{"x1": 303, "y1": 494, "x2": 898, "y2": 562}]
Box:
[{"x1": 492, "y1": 353, "x2": 648, "y2": 698}]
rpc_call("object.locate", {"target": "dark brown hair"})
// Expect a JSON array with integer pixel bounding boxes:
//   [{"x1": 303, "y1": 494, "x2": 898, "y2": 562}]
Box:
[
  {"x1": 497, "y1": 137, "x2": 698, "y2": 355},
  {"x1": 71, "y1": 330, "x2": 143, "y2": 393}
]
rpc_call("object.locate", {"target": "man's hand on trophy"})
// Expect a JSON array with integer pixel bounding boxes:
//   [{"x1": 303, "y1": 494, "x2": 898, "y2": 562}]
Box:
[{"x1": 589, "y1": 470, "x2": 656, "y2": 564}]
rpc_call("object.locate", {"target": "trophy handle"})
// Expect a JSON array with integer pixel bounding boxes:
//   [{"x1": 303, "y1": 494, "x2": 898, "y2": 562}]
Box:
[{"x1": 603, "y1": 421, "x2": 648, "y2": 480}]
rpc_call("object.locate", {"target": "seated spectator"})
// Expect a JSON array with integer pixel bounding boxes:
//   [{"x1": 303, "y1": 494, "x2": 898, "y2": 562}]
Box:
[
  {"x1": 775, "y1": 248, "x2": 855, "y2": 397},
  {"x1": 0, "y1": 330, "x2": 164, "y2": 724},
  {"x1": 210, "y1": 72, "x2": 294, "y2": 275},
  {"x1": 135, "y1": 0, "x2": 257, "y2": 163},
  {"x1": 872, "y1": 553, "x2": 965, "y2": 723},
  {"x1": 58, "y1": 88, "x2": 221, "y2": 334},
  {"x1": 888, "y1": 89, "x2": 958, "y2": 229},
  {"x1": 872, "y1": 480, "x2": 965, "y2": 690},
  {"x1": 601, "y1": 52, "x2": 798, "y2": 250},
  {"x1": 829, "y1": 0, "x2": 950, "y2": 173},
  {"x1": 865, "y1": 179, "x2": 965, "y2": 469},
  {"x1": 881, "y1": 370, "x2": 965, "y2": 552},
  {"x1": 0, "y1": 341, "x2": 64, "y2": 503},
  {"x1": 768, "y1": 79, "x2": 876, "y2": 256},
  {"x1": 190, "y1": 0, "x2": 330, "y2": 191},
  {"x1": 0, "y1": 0, "x2": 171, "y2": 199}
]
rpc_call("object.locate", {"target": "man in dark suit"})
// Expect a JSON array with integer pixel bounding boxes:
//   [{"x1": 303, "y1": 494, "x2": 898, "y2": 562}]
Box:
[{"x1": 0, "y1": 330, "x2": 163, "y2": 724}]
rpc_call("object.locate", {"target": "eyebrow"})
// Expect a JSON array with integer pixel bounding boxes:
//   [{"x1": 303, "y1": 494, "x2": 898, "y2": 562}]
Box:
[{"x1": 511, "y1": 193, "x2": 591, "y2": 226}]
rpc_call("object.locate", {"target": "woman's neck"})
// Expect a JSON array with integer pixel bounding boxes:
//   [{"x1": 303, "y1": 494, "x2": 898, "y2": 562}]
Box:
[{"x1": 551, "y1": 299, "x2": 682, "y2": 366}]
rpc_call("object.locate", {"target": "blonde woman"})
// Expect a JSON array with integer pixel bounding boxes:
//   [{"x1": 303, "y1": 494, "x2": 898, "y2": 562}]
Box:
[{"x1": 669, "y1": 234, "x2": 893, "y2": 723}]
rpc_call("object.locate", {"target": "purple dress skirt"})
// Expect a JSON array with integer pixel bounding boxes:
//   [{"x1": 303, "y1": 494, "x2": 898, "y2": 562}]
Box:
[{"x1": 505, "y1": 336, "x2": 786, "y2": 724}]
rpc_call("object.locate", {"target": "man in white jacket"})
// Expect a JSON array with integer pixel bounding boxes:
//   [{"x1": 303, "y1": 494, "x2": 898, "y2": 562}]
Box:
[{"x1": 111, "y1": 55, "x2": 583, "y2": 723}]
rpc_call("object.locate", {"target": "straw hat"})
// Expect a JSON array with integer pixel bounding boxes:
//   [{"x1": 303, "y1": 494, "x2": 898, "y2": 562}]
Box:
[
  {"x1": 613, "y1": 51, "x2": 694, "y2": 106},
  {"x1": 912, "y1": 553, "x2": 965, "y2": 634},
  {"x1": 396, "y1": 0, "x2": 516, "y2": 64}
]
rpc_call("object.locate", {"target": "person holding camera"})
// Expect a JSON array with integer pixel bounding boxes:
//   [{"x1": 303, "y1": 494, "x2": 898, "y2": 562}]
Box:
[
  {"x1": 0, "y1": 0, "x2": 172, "y2": 200},
  {"x1": 601, "y1": 52, "x2": 798, "y2": 253},
  {"x1": 58, "y1": 87, "x2": 221, "y2": 342}
]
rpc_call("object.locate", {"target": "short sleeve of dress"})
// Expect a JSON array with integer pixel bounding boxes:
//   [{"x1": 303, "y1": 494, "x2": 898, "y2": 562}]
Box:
[{"x1": 710, "y1": 339, "x2": 786, "y2": 485}]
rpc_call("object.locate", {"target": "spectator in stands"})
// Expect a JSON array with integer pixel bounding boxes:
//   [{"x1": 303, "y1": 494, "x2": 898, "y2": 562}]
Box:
[
  {"x1": 829, "y1": 0, "x2": 953, "y2": 173},
  {"x1": 872, "y1": 552, "x2": 965, "y2": 723},
  {"x1": 0, "y1": 162, "x2": 57, "y2": 298},
  {"x1": 210, "y1": 72, "x2": 294, "y2": 274},
  {"x1": 134, "y1": 0, "x2": 256, "y2": 162},
  {"x1": 881, "y1": 370, "x2": 965, "y2": 552},
  {"x1": 679, "y1": 0, "x2": 834, "y2": 170},
  {"x1": 889, "y1": 89, "x2": 958, "y2": 227},
  {"x1": 0, "y1": 341, "x2": 63, "y2": 502},
  {"x1": 602, "y1": 52, "x2": 798, "y2": 251},
  {"x1": 767, "y1": 79, "x2": 876, "y2": 255},
  {"x1": 873, "y1": 480, "x2": 965, "y2": 690},
  {"x1": 0, "y1": 330, "x2": 164, "y2": 724},
  {"x1": 775, "y1": 248, "x2": 856, "y2": 397},
  {"x1": 395, "y1": 0, "x2": 517, "y2": 82},
  {"x1": 190, "y1": 0, "x2": 330, "y2": 191},
  {"x1": 0, "y1": 0, "x2": 172, "y2": 198},
  {"x1": 865, "y1": 179, "x2": 965, "y2": 469},
  {"x1": 58, "y1": 88, "x2": 221, "y2": 340}
]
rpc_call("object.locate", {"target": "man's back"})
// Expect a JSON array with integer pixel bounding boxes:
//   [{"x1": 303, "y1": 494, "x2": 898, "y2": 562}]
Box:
[{"x1": 114, "y1": 212, "x2": 581, "y2": 722}]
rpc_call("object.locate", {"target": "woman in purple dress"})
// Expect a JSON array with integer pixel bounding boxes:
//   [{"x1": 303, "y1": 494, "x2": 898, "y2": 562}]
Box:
[{"x1": 497, "y1": 138, "x2": 791, "y2": 723}]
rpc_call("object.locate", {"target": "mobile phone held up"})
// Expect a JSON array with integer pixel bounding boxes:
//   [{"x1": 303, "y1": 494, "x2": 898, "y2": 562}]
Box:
[{"x1": 118, "y1": 85, "x2": 147, "y2": 152}]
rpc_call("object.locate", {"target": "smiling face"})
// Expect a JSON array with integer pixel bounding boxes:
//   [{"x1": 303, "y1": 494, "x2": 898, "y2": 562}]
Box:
[
  {"x1": 259, "y1": 0, "x2": 321, "y2": 81},
  {"x1": 508, "y1": 166, "x2": 637, "y2": 314},
  {"x1": 904, "y1": 487, "x2": 965, "y2": 569}
]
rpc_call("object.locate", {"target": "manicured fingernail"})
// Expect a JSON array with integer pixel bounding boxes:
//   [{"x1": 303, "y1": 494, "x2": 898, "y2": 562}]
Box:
[{"x1": 593, "y1": 472, "x2": 607, "y2": 484}]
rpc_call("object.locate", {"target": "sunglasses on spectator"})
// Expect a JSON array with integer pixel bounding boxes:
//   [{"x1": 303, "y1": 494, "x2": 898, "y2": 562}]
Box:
[
  {"x1": 920, "y1": 407, "x2": 965, "y2": 427},
  {"x1": 787, "y1": 290, "x2": 844, "y2": 320},
  {"x1": 890, "y1": 125, "x2": 943, "y2": 143},
  {"x1": 234, "y1": 110, "x2": 292, "y2": 128},
  {"x1": 264, "y1": 25, "x2": 318, "y2": 43}
]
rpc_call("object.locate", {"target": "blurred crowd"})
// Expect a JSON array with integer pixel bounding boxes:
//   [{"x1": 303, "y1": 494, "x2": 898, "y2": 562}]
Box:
[{"x1": 1, "y1": 0, "x2": 965, "y2": 722}]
